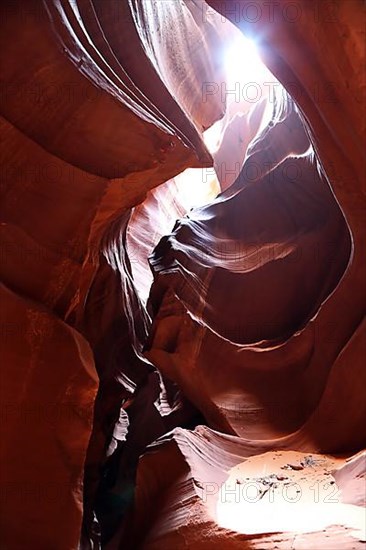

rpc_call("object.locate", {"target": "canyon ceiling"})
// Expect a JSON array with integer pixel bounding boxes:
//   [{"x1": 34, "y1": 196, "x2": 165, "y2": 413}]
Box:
[{"x1": 0, "y1": 1, "x2": 365, "y2": 549}]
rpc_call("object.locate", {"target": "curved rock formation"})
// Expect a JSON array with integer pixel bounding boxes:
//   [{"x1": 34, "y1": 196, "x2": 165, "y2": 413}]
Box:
[
  {"x1": 127, "y1": 1, "x2": 366, "y2": 547},
  {"x1": 147, "y1": 90, "x2": 357, "y2": 443},
  {"x1": 0, "y1": 284, "x2": 98, "y2": 549},
  {"x1": 146, "y1": 1, "x2": 365, "y2": 446},
  {"x1": 114, "y1": 427, "x2": 366, "y2": 549},
  {"x1": 1, "y1": 1, "x2": 227, "y2": 547},
  {"x1": 1, "y1": 0, "x2": 365, "y2": 549}
]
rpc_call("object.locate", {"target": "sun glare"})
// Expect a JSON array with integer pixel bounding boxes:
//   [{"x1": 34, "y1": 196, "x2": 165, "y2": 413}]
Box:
[
  {"x1": 215, "y1": 452, "x2": 366, "y2": 541},
  {"x1": 224, "y1": 34, "x2": 270, "y2": 85}
]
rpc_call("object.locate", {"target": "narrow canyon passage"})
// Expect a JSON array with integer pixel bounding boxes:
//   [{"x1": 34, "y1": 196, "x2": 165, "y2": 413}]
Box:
[{"x1": 0, "y1": 1, "x2": 365, "y2": 549}]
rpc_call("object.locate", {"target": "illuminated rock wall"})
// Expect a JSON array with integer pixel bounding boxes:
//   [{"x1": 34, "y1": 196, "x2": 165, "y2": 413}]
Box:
[{"x1": 0, "y1": 1, "x2": 365, "y2": 549}]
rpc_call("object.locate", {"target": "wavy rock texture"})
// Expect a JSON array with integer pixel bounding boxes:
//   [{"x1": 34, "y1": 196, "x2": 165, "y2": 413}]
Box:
[
  {"x1": 128, "y1": 0, "x2": 365, "y2": 548},
  {"x1": 147, "y1": 91, "x2": 358, "y2": 443},
  {"x1": 146, "y1": 2, "x2": 365, "y2": 448},
  {"x1": 1, "y1": 1, "x2": 228, "y2": 548},
  {"x1": 1, "y1": 0, "x2": 365, "y2": 549},
  {"x1": 111, "y1": 427, "x2": 366, "y2": 549}
]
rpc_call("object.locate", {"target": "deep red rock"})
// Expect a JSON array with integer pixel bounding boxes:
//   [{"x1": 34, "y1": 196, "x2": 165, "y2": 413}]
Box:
[
  {"x1": 1, "y1": 0, "x2": 365, "y2": 548},
  {"x1": 0, "y1": 284, "x2": 98, "y2": 549}
]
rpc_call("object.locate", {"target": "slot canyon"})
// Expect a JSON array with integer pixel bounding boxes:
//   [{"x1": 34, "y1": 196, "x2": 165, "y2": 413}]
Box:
[{"x1": 1, "y1": 1, "x2": 365, "y2": 549}]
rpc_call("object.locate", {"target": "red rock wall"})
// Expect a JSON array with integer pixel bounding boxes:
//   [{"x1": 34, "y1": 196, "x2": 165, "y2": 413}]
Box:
[
  {"x1": 1, "y1": 0, "x2": 365, "y2": 549},
  {"x1": 119, "y1": 1, "x2": 366, "y2": 548},
  {"x1": 0, "y1": 1, "x2": 227, "y2": 547}
]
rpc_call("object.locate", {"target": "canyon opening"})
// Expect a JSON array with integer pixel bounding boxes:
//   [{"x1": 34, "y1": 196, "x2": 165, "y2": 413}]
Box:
[{"x1": 1, "y1": 1, "x2": 365, "y2": 550}]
